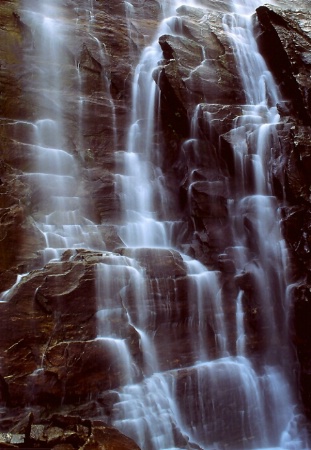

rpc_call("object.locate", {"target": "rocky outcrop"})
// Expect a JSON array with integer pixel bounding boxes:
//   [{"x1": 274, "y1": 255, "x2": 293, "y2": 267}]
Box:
[
  {"x1": 151, "y1": 2, "x2": 311, "y2": 419},
  {"x1": 155, "y1": 4, "x2": 244, "y2": 174},
  {"x1": 254, "y1": 4, "x2": 311, "y2": 419},
  {"x1": 0, "y1": 250, "x2": 144, "y2": 407},
  {"x1": 0, "y1": 413, "x2": 140, "y2": 449},
  {"x1": 0, "y1": 1, "x2": 44, "y2": 288},
  {"x1": 0, "y1": 0, "x2": 146, "y2": 292},
  {"x1": 256, "y1": 4, "x2": 311, "y2": 125}
]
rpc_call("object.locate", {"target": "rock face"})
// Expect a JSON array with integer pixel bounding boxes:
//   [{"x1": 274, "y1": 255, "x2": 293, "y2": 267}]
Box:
[
  {"x1": 0, "y1": 0, "x2": 311, "y2": 447},
  {"x1": 153, "y1": 0, "x2": 311, "y2": 422},
  {"x1": 0, "y1": 250, "x2": 142, "y2": 407},
  {"x1": 0, "y1": 413, "x2": 141, "y2": 450},
  {"x1": 254, "y1": 3, "x2": 311, "y2": 420}
]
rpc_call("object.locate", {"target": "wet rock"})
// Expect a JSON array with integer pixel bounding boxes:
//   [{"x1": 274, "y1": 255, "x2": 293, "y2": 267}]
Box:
[
  {"x1": 281, "y1": 206, "x2": 311, "y2": 278},
  {"x1": 256, "y1": 4, "x2": 311, "y2": 413},
  {"x1": 292, "y1": 284, "x2": 311, "y2": 418},
  {"x1": 256, "y1": 5, "x2": 311, "y2": 124},
  {"x1": 157, "y1": 4, "x2": 244, "y2": 107},
  {"x1": 0, "y1": 251, "x2": 142, "y2": 406},
  {"x1": 283, "y1": 126, "x2": 311, "y2": 204},
  {"x1": 81, "y1": 423, "x2": 141, "y2": 450},
  {"x1": 155, "y1": 3, "x2": 244, "y2": 177},
  {"x1": 0, "y1": 413, "x2": 141, "y2": 450},
  {"x1": 118, "y1": 247, "x2": 187, "y2": 278},
  {"x1": 173, "y1": 363, "x2": 262, "y2": 449},
  {"x1": 115, "y1": 247, "x2": 226, "y2": 368},
  {"x1": 0, "y1": 0, "x2": 141, "y2": 288},
  {"x1": 84, "y1": 169, "x2": 122, "y2": 223},
  {"x1": 79, "y1": 44, "x2": 102, "y2": 74},
  {"x1": 197, "y1": 104, "x2": 243, "y2": 142},
  {"x1": 190, "y1": 180, "x2": 228, "y2": 218}
]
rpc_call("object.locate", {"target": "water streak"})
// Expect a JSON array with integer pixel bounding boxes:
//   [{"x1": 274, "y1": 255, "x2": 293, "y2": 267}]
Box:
[
  {"x1": 7, "y1": 0, "x2": 309, "y2": 448},
  {"x1": 110, "y1": 0, "x2": 309, "y2": 448}
]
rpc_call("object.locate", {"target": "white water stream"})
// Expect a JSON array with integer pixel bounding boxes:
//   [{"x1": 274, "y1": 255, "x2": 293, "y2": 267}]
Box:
[
  {"x1": 13, "y1": 1, "x2": 106, "y2": 267},
  {"x1": 109, "y1": 0, "x2": 309, "y2": 449},
  {"x1": 3, "y1": 0, "x2": 309, "y2": 448}
]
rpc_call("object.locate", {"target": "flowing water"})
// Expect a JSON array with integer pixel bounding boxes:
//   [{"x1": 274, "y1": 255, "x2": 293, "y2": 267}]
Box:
[
  {"x1": 3, "y1": 0, "x2": 310, "y2": 448},
  {"x1": 109, "y1": 0, "x2": 310, "y2": 448},
  {"x1": 12, "y1": 0, "x2": 108, "y2": 269}
]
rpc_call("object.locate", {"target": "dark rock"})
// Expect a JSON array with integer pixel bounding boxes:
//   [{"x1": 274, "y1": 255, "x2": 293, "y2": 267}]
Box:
[
  {"x1": 1, "y1": 413, "x2": 141, "y2": 450},
  {"x1": 292, "y1": 284, "x2": 311, "y2": 418},
  {"x1": 256, "y1": 5, "x2": 311, "y2": 125},
  {"x1": 255, "y1": 5, "x2": 311, "y2": 412},
  {"x1": 0, "y1": 251, "x2": 143, "y2": 406},
  {"x1": 79, "y1": 44, "x2": 102, "y2": 74},
  {"x1": 173, "y1": 363, "x2": 261, "y2": 449},
  {"x1": 82, "y1": 424, "x2": 141, "y2": 450},
  {"x1": 117, "y1": 247, "x2": 187, "y2": 278}
]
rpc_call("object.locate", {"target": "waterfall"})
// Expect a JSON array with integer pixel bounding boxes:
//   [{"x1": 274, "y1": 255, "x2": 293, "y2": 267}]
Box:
[
  {"x1": 2, "y1": 0, "x2": 309, "y2": 448},
  {"x1": 13, "y1": 0, "x2": 107, "y2": 268},
  {"x1": 109, "y1": 0, "x2": 309, "y2": 449}
]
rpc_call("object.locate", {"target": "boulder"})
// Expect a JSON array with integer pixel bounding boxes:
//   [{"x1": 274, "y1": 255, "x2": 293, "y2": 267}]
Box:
[
  {"x1": 0, "y1": 413, "x2": 141, "y2": 449},
  {"x1": 256, "y1": 5, "x2": 311, "y2": 125},
  {"x1": 0, "y1": 251, "x2": 142, "y2": 407}
]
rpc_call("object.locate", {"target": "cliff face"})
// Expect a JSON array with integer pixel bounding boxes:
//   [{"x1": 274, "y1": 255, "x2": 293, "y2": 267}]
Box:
[
  {"x1": 255, "y1": 3, "x2": 311, "y2": 419},
  {"x1": 0, "y1": 0, "x2": 311, "y2": 448},
  {"x1": 154, "y1": 1, "x2": 311, "y2": 422}
]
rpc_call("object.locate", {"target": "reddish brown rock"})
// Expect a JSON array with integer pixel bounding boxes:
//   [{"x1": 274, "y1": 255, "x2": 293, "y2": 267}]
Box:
[
  {"x1": 255, "y1": 4, "x2": 311, "y2": 418},
  {"x1": 0, "y1": 251, "x2": 142, "y2": 407},
  {"x1": 256, "y1": 5, "x2": 311, "y2": 125},
  {"x1": 0, "y1": 414, "x2": 141, "y2": 449}
]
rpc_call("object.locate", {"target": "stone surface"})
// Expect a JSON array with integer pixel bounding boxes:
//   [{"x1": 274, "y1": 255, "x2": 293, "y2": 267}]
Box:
[
  {"x1": 256, "y1": 4, "x2": 311, "y2": 124},
  {"x1": 0, "y1": 413, "x2": 140, "y2": 449},
  {"x1": 0, "y1": 250, "x2": 144, "y2": 408},
  {"x1": 255, "y1": 3, "x2": 311, "y2": 418}
]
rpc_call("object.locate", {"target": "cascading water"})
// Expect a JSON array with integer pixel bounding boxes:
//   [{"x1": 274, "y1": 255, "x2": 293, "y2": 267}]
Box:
[
  {"x1": 107, "y1": 0, "x2": 310, "y2": 449},
  {"x1": 13, "y1": 1, "x2": 107, "y2": 266},
  {"x1": 2, "y1": 0, "x2": 310, "y2": 448},
  {"x1": 0, "y1": 1, "x2": 116, "y2": 301},
  {"x1": 222, "y1": 0, "x2": 289, "y2": 363}
]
